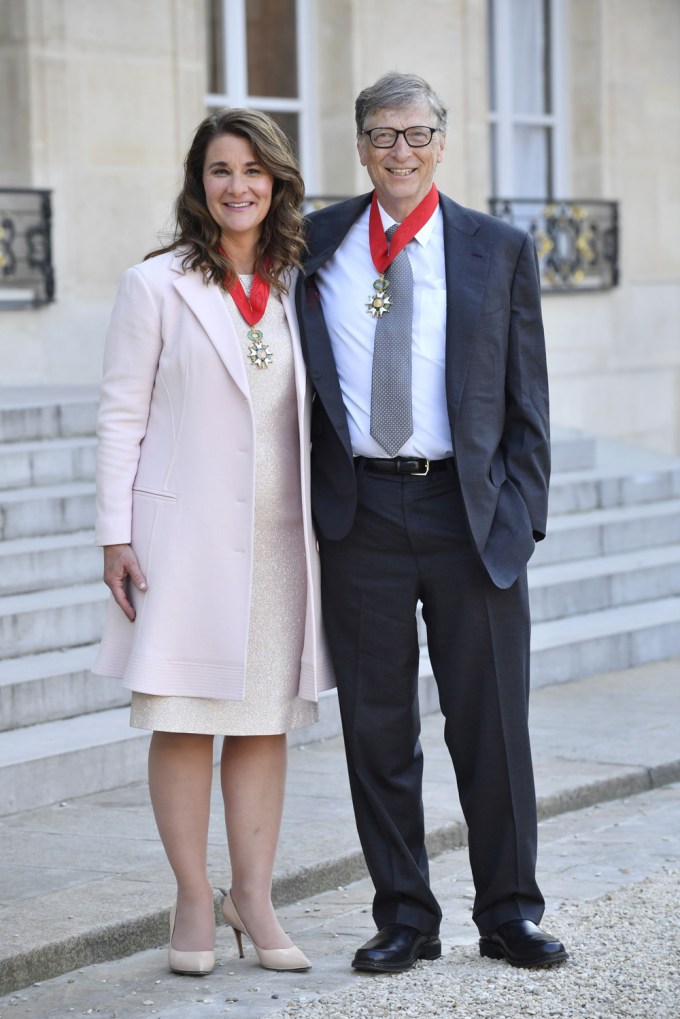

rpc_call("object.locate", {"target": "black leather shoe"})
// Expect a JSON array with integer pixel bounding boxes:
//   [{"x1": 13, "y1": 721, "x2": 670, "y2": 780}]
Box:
[
  {"x1": 479, "y1": 919, "x2": 568, "y2": 968},
  {"x1": 352, "y1": 923, "x2": 441, "y2": 973}
]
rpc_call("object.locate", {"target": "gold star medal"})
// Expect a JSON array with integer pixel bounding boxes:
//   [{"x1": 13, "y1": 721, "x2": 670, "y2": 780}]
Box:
[{"x1": 366, "y1": 275, "x2": 391, "y2": 317}]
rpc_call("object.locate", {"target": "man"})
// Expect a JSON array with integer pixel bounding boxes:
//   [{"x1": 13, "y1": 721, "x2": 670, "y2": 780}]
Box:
[{"x1": 296, "y1": 72, "x2": 567, "y2": 973}]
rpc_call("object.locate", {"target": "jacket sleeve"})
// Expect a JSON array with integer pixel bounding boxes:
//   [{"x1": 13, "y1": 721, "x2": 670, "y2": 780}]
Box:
[
  {"x1": 94, "y1": 265, "x2": 163, "y2": 546},
  {"x1": 502, "y1": 232, "x2": 551, "y2": 541}
]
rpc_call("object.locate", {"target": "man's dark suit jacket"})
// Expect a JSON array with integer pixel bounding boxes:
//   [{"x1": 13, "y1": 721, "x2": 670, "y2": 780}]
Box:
[{"x1": 296, "y1": 191, "x2": 550, "y2": 590}]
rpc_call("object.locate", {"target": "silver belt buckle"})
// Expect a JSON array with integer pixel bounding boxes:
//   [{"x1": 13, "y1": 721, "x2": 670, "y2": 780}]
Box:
[{"x1": 411, "y1": 459, "x2": 430, "y2": 476}]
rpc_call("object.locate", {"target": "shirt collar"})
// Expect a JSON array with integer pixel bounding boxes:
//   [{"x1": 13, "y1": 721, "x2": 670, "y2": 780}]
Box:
[{"x1": 377, "y1": 198, "x2": 440, "y2": 248}]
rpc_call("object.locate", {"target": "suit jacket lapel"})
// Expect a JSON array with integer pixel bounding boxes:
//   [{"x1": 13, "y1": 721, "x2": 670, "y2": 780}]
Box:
[
  {"x1": 440, "y1": 195, "x2": 491, "y2": 420},
  {"x1": 303, "y1": 193, "x2": 372, "y2": 276},
  {"x1": 280, "y1": 269, "x2": 307, "y2": 405},
  {"x1": 172, "y1": 256, "x2": 250, "y2": 399},
  {"x1": 299, "y1": 194, "x2": 374, "y2": 458}
]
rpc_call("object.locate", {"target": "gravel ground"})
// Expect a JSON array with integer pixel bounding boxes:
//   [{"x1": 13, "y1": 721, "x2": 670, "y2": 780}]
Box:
[{"x1": 268, "y1": 868, "x2": 680, "y2": 1019}]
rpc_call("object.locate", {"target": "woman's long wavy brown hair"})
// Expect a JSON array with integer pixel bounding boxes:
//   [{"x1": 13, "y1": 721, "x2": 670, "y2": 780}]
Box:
[{"x1": 146, "y1": 108, "x2": 305, "y2": 295}]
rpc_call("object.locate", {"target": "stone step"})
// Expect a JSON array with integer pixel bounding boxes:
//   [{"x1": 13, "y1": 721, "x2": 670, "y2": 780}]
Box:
[
  {"x1": 0, "y1": 530, "x2": 100, "y2": 595},
  {"x1": 0, "y1": 387, "x2": 99, "y2": 443},
  {"x1": 0, "y1": 436, "x2": 97, "y2": 490},
  {"x1": 418, "y1": 586, "x2": 680, "y2": 674},
  {"x1": 532, "y1": 498, "x2": 680, "y2": 565},
  {"x1": 0, "y1": 582, "x2": 107, "y2": 659},
  {"x1": 0, "y1": 707, "x2": 149, "y2": 816},
  {"x1": 549, "y1": 460, "x2": 680, "y2": 515},
  {"x1": 528, "y1": 543, "x2": 680, "y2": 621},
  {"x1": 418, "y1": 596, "x2": 680, "y2": 699},
  {"x1": 0, "y1": 481, "x2": 95, "y2": 540},
  {"x1": 549, "y1": 427, "x2": 596, "y2": 472},
  {"x1": 0, "y1": 644, "x2": 127, "y2": 731},
  {"x1": 0, "y1": 698, "x2": 248, "y2": 817},
  {"x1": 530, "y1": 596, "x2": 680, "y2": 687}
]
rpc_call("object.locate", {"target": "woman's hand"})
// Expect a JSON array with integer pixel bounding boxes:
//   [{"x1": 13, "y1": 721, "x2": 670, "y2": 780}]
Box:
[{"x1": 103, "y1": 544, "x2": 147, "y2": 621}]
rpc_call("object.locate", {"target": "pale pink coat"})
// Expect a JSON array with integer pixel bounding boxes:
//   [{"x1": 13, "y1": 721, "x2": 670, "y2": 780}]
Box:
[{"x1": 92, "y1": 250, "x2": 334, "y2": 702}]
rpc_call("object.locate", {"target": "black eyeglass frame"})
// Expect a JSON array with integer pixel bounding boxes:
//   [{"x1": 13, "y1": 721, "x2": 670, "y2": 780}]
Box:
[{"x1": 361, "y1": 126, "x2": 439, "y2": 149}]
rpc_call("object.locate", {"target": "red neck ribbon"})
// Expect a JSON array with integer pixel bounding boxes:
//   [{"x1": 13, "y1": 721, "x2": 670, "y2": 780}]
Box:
[
  {"x1": 221, "y1": 251, "x2": 270, "y2": 327},
  {"x1": 368, "y1": 184, "x2": 439, "y2": 273}
]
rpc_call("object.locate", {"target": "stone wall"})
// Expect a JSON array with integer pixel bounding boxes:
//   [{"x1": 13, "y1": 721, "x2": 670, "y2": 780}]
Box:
[
  {"x1": 0, "y1": 0, "x2": 206, "y2": 384},
  {"x1": 544, "y1": 0, "x2": 680, "y2": 453},
  {"x1": 312, "y1": 0, "x2": 489, "y2": 211}
]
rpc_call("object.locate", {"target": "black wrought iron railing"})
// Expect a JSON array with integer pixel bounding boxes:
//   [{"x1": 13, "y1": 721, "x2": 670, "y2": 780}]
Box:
[
  {"x1": 0, "y1": 188, "x2": 55, "y2": 308},
  {"x1": 490, "y1": 198, "x2": 619, "y2": 292},
  {"x1": 304, "y1": 195, "x2": 620, "y2": 294}
]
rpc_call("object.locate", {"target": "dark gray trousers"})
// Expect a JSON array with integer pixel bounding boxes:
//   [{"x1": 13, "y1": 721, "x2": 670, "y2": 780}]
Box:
[{"x1": 318, "y1": 460, "x2": 545, "y2": 936}]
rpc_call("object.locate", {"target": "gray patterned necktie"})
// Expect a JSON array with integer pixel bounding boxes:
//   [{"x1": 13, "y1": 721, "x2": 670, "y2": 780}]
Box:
[{"x1": 370, "y1": 225, "x2": 414, "y2": 456}]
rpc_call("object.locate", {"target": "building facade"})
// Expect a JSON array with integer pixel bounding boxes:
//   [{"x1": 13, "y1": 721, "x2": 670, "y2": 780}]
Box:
[{"x1": 1, "y1": 0, "x2": 678, "y2": 452}]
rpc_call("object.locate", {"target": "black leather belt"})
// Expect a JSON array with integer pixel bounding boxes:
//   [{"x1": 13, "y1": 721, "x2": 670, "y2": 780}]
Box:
[{"x1": 354, "y1": 456, "x2": 452, "y2": 477}]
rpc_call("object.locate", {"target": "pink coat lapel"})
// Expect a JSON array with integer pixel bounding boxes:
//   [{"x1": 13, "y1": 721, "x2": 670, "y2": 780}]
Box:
[{"x1": 171, "y1": 256, "x2": 250, "y2": 400}]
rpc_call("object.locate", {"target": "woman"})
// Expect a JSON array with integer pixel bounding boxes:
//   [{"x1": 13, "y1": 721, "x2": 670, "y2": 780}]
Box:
[{"x1": 93, "y1": 109, "x2": 333, "y2": 977}]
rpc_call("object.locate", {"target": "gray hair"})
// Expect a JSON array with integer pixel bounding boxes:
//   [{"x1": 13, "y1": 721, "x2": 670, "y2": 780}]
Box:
[{"x1": 355, "y1": 72, "x2": 448, "y2": 135}]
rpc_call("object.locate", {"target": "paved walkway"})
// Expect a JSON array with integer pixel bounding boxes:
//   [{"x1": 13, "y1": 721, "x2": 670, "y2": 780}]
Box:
[{"x1": 0, "y1": 658, "x2": 679, "y2": 1004}]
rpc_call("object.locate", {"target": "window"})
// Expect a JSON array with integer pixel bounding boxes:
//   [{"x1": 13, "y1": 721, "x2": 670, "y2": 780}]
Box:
[
  {"x1": 206, "y1": 0, "x2": 316, "y2": 188},
  {"x1": 488, "y1": 0, "x2": 568, "y2": 198}
]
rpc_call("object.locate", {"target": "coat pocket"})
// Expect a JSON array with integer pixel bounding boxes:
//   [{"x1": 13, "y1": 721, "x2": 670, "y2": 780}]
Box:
[
  {"x1": 489, "y1": 450, "x2": 507, "y2": 488},
  {"x1": 130, "y1": 488, "x2": 177, "y2": 587},
  {"x1": 132, "y1": 486, "x2": 177, "y2": 502}
]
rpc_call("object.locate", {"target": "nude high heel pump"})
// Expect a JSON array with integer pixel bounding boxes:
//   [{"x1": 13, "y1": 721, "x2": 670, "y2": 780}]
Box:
[
  {"x1": 222, "y1": 891, "x2": 311, "y2": 971},
  {"x1": 168, "y1": 902, "x2": 215, "y2": 976}
]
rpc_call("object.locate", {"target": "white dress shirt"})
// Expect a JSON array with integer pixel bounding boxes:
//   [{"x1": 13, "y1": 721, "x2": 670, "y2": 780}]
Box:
[{"x1": 315, "y1": 200, "x2": 453, "y2": 459}]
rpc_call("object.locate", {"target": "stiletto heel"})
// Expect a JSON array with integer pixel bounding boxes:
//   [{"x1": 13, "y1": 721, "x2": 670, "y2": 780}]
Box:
[
  {"x1": 168, "y1": 902, "x2": 215, "y2": 976},
  {"x1": 222, "y1": 891, "x2": 311, "y2": 971}
]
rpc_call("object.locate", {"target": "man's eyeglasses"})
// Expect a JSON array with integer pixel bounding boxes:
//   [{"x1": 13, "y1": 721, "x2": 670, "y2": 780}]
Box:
[{"x1": 362, "y1": 126, "x2": 439, "y2": 149}]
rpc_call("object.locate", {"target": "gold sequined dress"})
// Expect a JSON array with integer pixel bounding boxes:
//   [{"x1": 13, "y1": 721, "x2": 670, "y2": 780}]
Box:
[{"x1": 129, "y1": 278, "x2": 318, "y2": 735}]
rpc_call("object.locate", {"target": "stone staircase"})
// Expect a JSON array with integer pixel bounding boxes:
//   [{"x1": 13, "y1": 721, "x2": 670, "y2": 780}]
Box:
[
  {"x1": 0, "y1": 389, "x2": 144, "y2": 816},
  {"x1": 528, "y1": 442, "x2": 680, "y2": 684},
  {"x1": 1, "y1": 389, "x2": 679, "y2": 817}
]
